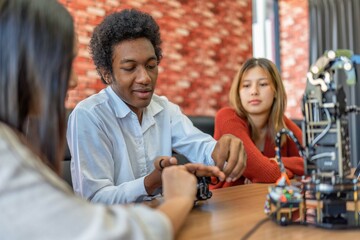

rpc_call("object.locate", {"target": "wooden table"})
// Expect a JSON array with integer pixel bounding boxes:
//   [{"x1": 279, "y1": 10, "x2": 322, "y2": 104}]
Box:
[{"x1": 175, "y1": 184, "x2": 360, "y2": 240}]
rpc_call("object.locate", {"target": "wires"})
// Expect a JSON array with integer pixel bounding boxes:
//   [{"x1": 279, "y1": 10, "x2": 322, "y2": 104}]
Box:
[
  {"x1": 310, "y1": 107, "x2": 331, "y2": 147},
  {"x1": 240, "y1": 217, "x2": 270, "y2": 240},
  {"x1": 275, "y1": 128, "x2": 306, "y2": 173}
]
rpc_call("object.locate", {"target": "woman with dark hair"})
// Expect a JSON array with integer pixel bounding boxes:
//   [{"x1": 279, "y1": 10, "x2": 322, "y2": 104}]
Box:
[
  {"x1": 0, "y1": 1, "x2": 225, "y2": 239},
  {"x1": 211, "y1": 58, "x2": 304, "y2": 189}
]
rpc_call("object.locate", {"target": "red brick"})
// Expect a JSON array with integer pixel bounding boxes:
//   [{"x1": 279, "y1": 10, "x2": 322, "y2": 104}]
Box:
[{"x1": 61, "y1": 0, "x2": 308, "y2": 119}]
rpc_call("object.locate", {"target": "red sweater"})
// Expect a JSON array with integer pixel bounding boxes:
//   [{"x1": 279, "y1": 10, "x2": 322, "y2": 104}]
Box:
[{"x1": 211, "y1": 107, "x2": 304, "y2": 189}]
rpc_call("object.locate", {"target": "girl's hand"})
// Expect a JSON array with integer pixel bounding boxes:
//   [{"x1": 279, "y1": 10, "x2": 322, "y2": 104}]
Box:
[{"x1": 162, "y1": 166, "x2": 197, "y2": 200}]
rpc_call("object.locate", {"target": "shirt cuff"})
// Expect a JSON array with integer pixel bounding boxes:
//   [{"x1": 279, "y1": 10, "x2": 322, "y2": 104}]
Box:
[
  {"x1": 205, "y1": 141, "x2": 217, "y2": 166},
  {"x1": 123, "y1": 176, "x2": 148, "y2": 202}
]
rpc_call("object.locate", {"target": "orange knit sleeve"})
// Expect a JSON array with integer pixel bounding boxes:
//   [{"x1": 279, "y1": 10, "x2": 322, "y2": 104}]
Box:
[
  {"x1": 214, "y1": 107, "x2": 288, "y2": 185},
  {"x1": 280, "y1": 117, "x2": 304, "y2": 176}
]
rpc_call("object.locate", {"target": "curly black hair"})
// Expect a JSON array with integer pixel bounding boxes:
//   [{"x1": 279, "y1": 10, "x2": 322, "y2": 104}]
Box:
[{"x1": 89, "y1": 9, "x2": 162, "y2": 84}]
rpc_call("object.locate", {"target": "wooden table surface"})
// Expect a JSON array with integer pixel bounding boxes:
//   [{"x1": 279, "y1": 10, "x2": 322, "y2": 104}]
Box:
[{"x1": 175, "y1": 183, "x2": 360, "y2": 240}]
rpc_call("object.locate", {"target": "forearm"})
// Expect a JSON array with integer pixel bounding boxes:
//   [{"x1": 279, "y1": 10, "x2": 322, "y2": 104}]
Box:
[
  {"x1": 242, "y1": 148, "x2": 284, "y2": 183},
  {"x1": 172, "y1": 131, "x2": 216, "y2": 166},
  {"x1": 243, "y1": 155, "x2": 303, "y2": 182},
  {"x1": 157, "y1": 197, "x2": 193, "y2": 234},
  {"x1": 282, "y1": 156, "x2": 304, "y2": 176},
  {"x1": 244, "y1": 163, "x2": 282, "y2": 183},
  {"x1": 87, "y1": 177, "x2": 147, "y2": 204}
]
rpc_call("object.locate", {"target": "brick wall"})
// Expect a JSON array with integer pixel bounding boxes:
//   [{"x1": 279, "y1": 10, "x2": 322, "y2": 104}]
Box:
[
  {"x1": 279, "y1": 0, "x2": 309, "y2": 119},
  {"x1": 60, "y1": 0, "x2": 308, "y2": 119}
]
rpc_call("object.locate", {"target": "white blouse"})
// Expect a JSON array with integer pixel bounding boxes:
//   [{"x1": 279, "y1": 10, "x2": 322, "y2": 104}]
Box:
[{"x1": 0, "y1": 122, "x2": 172, "y2": 240}]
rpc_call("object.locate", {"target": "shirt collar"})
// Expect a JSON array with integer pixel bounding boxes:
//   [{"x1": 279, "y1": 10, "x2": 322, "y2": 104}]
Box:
[{"x1": 105, "y1": 86, "x2": 164, "y2": 120}]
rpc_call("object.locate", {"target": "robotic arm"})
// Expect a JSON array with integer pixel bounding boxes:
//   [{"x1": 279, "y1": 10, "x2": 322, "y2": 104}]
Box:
[
  {"x1": 303, "y1": 49, "x2": 360, "y2": 178},
  {"x1": 265, "y1": 50, "x2": 360, "y2": 229}
]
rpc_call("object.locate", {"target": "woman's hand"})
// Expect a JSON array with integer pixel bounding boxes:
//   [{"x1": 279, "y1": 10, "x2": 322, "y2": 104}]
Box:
[
  {"x1": 158, "y1": 166, "x2": 198, "y2": 234},
  {"x1": 160, "y1": 164, "x2": 225, "y2": 233},
  {"x1": 162, "y1": 165, "x2": 197, "y2": 200}
]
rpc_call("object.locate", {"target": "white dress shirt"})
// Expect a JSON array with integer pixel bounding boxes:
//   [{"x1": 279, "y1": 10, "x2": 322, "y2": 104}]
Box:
[
  {"x1": 0, "y1": 122, "x2": 172, "y2": 240},
  {"x1": 67, "y1": 86, "x2": 216, "y2": 204}
]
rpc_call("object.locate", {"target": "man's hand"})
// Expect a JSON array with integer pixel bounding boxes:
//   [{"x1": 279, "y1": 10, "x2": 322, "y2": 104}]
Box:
[
  {"x1": 211, "y1": 134, "x2": 247, "y2": 182},
  {"x1": 183, "y1": 163, "x2": 226, "y2": 182},
  {"x1": 154, "y1": 156, "x2": 178, "y2": 171},
  {"x1": 144, "y1": 156, "x2": 178, "y2": 195}
]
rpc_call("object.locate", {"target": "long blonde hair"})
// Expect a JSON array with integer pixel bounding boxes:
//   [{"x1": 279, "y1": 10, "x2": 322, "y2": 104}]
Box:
[{"x1": 229, "y1": 58, "x2": 287, "y2": 144}]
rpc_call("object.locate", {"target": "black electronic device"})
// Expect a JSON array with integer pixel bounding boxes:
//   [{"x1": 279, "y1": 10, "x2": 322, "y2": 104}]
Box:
[
  {"x1": 196, "y1": 176, "x2": 212, "y2": 201},
  {"x1": 265, "y1": 50, "x2": 360, "y2": 229}
]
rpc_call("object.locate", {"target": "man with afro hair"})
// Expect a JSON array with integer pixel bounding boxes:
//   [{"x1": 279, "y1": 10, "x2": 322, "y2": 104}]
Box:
[{"x1": 67, "y1": 9, "x2": 246, "y2": 204}]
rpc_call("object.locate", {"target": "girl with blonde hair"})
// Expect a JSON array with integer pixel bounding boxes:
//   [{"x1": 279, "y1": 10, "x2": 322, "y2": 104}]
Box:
[{"x1": 211, "y1": 58, "x2": 304, "y2": 188}]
